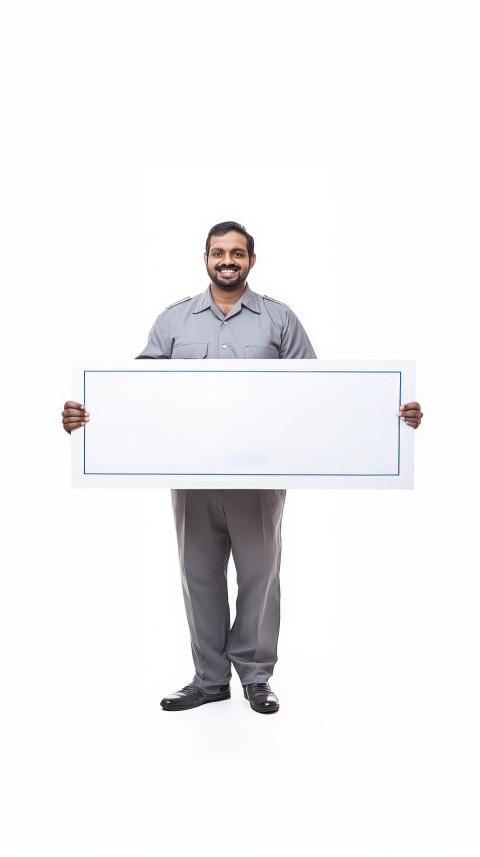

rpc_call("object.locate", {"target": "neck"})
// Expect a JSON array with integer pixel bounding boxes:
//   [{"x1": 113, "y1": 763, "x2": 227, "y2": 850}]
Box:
[{"x1": 210, "y1": 281, "x2": 247, "y2": 309}]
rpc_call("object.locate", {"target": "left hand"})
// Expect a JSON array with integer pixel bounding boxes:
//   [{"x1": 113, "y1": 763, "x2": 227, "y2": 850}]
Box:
[{"x1": 396, "y1": 401, "x2": 423, "y2": 429}]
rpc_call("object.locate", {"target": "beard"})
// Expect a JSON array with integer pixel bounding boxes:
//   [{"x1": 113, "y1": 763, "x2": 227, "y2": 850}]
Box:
[{"x1": 207, "y1": 261, "x2": 250, "y2": 290}]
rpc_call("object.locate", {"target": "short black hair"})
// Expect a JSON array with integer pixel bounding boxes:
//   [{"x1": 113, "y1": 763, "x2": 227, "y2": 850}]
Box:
[{"x1": 205, "y1": 221, "x2": 254, "y2": 261}]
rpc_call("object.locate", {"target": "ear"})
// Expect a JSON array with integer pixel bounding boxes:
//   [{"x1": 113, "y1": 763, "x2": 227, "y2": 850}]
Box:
[
  {"x1": 204, "y1": 252, "x2": 208, "y2": 266},
  {"x1": 249, "y1": 253, "x2": 257, "y2": 269}
]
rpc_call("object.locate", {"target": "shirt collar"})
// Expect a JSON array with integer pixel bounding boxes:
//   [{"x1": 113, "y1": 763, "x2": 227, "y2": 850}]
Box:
[{"x1": 192, "y1": 283, "x2": 261, "y2": 315}]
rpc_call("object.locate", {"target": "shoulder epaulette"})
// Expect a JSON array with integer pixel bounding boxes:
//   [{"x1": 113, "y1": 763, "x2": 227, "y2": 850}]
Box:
[
  {"x1": 165, "y1": 296, "x2": 192, "y2": 309},
  {"x1": 263, "y1": 294, "x2": 291, "y2": 309}
]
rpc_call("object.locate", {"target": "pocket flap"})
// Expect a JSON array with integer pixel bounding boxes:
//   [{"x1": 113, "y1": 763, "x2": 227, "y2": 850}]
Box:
[
  {"x1": 245, "y1": 345, "x2": 279, "y2": 359},
  {"x1": 172, "y1": 342, "x2": 208, "y2": 359}
]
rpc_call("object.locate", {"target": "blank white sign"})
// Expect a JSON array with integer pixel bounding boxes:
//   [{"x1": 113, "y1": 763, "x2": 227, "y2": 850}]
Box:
[{"x1": 71, "y1": 359, "x2": 415, "y2": 488}]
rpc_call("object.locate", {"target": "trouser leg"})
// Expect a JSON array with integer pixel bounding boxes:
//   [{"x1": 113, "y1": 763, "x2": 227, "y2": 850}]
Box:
[
  {"x1": 171, "y1": 489, "x2": 232, "y2": 691},
  {"x1": 223, "y1": 489, "x2": 286, "y2": 685}
]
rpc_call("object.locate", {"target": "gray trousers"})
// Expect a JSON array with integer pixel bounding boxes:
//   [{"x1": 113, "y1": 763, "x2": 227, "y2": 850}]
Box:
[{"x1": 171, "y1": 489, "x2": 287, "y2": 691}]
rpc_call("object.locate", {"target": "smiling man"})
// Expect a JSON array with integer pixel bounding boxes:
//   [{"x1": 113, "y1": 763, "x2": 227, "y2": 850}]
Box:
[
  {"x1": 134, "y1": 221, "x2": 319, "y2": 714},
  {"x1": 207, "y1": 231, "x2": 252, "y2": 290},
  {"x1": 62, "y1": 220, "x2": 423, "y2": 714}
]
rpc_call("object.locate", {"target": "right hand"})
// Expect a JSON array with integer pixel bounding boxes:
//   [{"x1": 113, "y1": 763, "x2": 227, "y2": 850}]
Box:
[{"x1": 62, "y1": 401, "x2": 90, "y2": 434}]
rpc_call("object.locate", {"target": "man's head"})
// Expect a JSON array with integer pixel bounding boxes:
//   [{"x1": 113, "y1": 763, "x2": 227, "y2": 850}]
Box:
[{"x1": 204, "y1": 221, "x2": 256, "y2": 291}]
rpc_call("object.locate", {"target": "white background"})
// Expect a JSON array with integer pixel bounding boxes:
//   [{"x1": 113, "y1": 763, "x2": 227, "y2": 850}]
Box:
[{"x1": 1, "y1": 2, "x2": 479, "y2": 856}]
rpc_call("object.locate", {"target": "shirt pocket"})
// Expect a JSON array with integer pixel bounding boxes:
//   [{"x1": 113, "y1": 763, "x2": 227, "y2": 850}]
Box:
[
  {"x1": 172, "y1": 342, "x2": 208, "y2": 358},
  {"x1": 245, "y1": 344, "x2": 279, "y2": 359}
]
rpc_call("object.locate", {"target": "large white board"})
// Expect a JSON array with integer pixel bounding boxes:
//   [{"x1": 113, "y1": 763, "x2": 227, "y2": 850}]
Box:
[{"x1": 71, "y1": 359, "x2": 415, "y2": 488}]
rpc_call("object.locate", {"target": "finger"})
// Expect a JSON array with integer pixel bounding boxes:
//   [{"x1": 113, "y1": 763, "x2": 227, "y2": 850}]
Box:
[
  {"x1": 63, "y1": 415, "x2": 88, "y2": 427},
  {"x1": 64, "y1": 401, "x2": 85, "y2": 410},
  {"x1": 63, "y1": 420, "x2": 85, "y2": 432},
  {"x1": 62, "y1": 420, "x2": 88, "y2": 429},
  {"x1": 400, "y1": 402, "x2": 421, "y2": 412},
  {"x1": 63, "y1": 414, "x2": 88, "y2": 423},
  {"x1": 401, "y1": 417, "x2": 422, "y2": 425},
  {"x1": 400, "y1": 410, "x2": 423, "y2": 420},
  {"x1": 62, "y1": 408, "x2": 90, "y2": 418}
]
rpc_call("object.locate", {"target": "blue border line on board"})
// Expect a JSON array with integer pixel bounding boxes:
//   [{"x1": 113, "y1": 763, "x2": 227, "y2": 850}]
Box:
[
  {"x1": 84, "y1": 472, "x2": 399, "y2": 476},
  {"x1": 398, "y1": 371, "x2": 402, "y2": 475},
  {"x1": 83, "y1": 369, "x2": 403, "y2": 478},
  {"x1": 85, "y1": 370, "x2": 402, "y2": 374},
  {"x1": 83, "y1": 370, "x2": 86, "y2": 474}
]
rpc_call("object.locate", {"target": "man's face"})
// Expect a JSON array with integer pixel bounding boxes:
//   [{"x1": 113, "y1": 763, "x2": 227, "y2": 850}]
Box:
[{"x1": 204, "y1": 230, "x2": 256, "y2": 290}]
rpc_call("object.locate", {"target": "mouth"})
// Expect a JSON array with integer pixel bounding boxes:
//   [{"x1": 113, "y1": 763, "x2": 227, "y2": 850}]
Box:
[{"x1": 217, "y1": 268, "x2": 239, "y2": 278}]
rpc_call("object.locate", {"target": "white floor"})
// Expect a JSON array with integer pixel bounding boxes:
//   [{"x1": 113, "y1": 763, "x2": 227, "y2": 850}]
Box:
[{"x1": 1, "y1": 487, "x2": 478, "y2": 856}]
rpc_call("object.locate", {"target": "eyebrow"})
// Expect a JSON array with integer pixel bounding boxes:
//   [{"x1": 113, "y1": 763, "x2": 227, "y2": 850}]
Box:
[{"x1": 210, "y1": 246, "x2": 246, "y2": 252}]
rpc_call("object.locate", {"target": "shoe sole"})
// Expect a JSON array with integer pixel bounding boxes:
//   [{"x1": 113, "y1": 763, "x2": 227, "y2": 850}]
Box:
[
  {"x1": 161, "y1": 692, "x2": 231, "y2": 711},
  {"x1": 243, "y1": 688, "x2": 279, "y2": 714}
]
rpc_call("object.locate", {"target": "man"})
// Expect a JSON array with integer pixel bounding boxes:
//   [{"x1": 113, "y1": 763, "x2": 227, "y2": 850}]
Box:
[{"x1": 62, "y1": 220, "x2": 423, "y2": 714}]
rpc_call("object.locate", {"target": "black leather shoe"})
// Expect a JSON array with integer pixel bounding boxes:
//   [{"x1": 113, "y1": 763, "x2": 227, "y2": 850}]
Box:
[
  {"x1": 161, "y1": 683, "x2": 231, "y2": 711},
  {"x1": 243, "y1": 682, "x2": 279, "y2": 714}
]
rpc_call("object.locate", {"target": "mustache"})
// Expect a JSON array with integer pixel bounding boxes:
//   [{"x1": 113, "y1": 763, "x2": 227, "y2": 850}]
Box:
[{"x1": 216, "y1": 266, "x2": 240, "y2": 271}]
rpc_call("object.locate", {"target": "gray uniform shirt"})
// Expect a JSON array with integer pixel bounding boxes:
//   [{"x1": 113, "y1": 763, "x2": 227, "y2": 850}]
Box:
[{"x1": 136, "y1": 283, "x2": 317, "y2": 360}]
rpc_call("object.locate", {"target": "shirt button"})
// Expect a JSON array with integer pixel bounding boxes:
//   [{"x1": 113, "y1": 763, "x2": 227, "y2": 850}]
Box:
[
  {"x1": 223, "y1": 321, "x2": 228, "y2": 325},
  {"x1": 222, "y1": 344, "x2": 228, "y2": 349}
]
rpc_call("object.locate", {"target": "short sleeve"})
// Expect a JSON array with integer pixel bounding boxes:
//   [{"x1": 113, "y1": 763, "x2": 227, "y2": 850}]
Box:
[
  {"x1": 280, "y1": 309, "x2": 317, "y2": 359},
  {"x1": 136, "y1": 316, "x2": 172, "y2": 359}
]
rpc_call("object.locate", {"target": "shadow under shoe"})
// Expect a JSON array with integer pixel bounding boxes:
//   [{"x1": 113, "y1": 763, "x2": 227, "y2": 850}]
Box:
[
  {"x1": 243, "y1": 682, "x2": 279, "y2": 714},
  {"x1": 161, "y1": 683, "x2": 231, "y2": 711}
]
